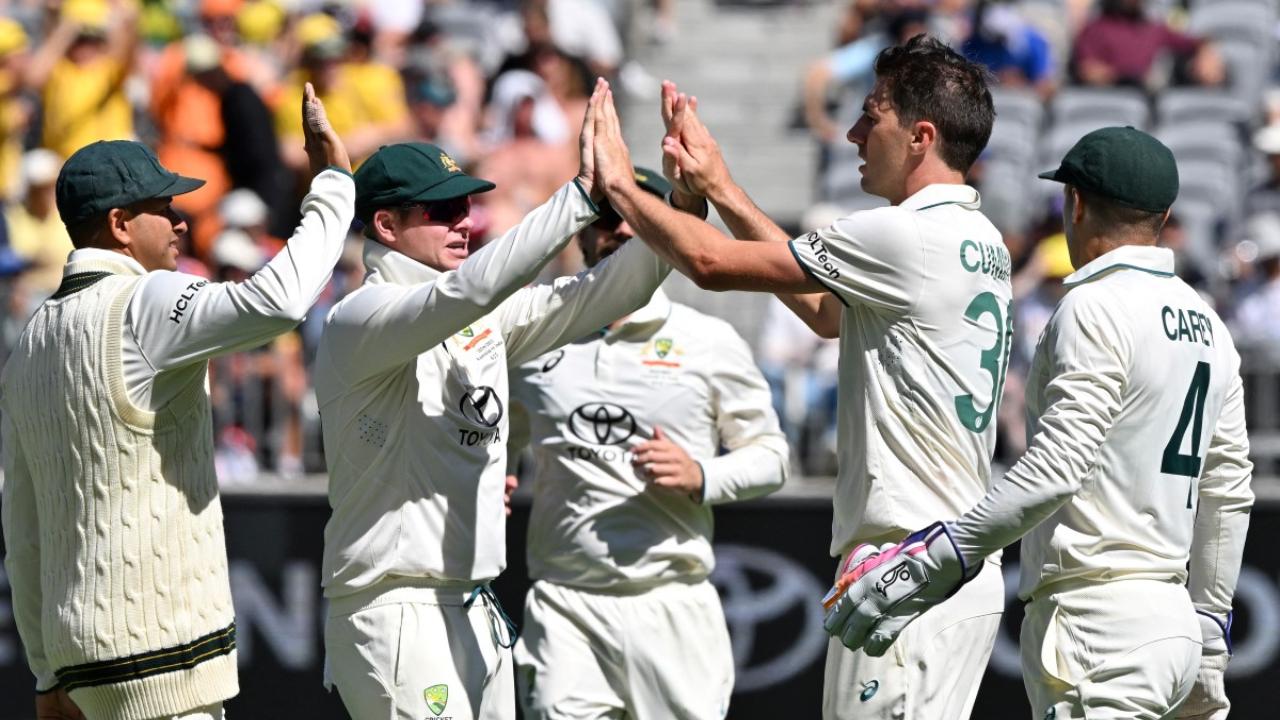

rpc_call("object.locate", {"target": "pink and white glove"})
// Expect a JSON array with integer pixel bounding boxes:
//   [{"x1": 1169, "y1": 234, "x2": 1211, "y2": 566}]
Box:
[{"x1": 822, "y1": 522, "x2": 979, "y2": 656}]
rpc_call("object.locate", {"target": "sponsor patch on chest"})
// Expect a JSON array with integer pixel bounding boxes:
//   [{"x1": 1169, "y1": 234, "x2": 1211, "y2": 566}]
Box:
[{"x1": 451, "y1": 324, "x2": 502, "y2": 363}]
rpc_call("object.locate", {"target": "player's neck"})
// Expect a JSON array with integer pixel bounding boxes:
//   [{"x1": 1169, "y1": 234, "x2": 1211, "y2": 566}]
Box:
[{"x1": 894, "y1": 166, "x2": 967, "y2": 206}]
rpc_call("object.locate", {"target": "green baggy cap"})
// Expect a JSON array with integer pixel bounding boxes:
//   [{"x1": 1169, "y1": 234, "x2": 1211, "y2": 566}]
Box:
[
  {"x1": 1038, "y1": 126, "x2": 1179, "y2": 213},
  {"x1": 56, "y1": 140, "x2": 205, "y2": 228},
  {"x1": 354, "y1": 142, "x2": 496, "y2": 223}
]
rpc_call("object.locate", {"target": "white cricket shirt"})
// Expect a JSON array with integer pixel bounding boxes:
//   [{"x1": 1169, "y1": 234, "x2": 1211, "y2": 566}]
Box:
[
  {"x1": 314, "y1": 182, "x2": 671, "y2": 597},
  {"x1": 951, "y1": 245, "x2": 1254, "y2": 608},
  {"x1": 788, "y1": 184, "x2": 1012, "y2": 555},
  {"x1": 508, "y1": 289, "x2": 789, "y2": 590}
]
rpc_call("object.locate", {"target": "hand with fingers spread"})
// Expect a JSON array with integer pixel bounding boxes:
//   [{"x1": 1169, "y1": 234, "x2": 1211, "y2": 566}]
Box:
[
  {"x1": 575, "y1": 77, "x2": 607, "y2": 201},
  {"x1": 660, "y1": 82, "x2": 732, "y2": 200},
  {"x1": 632, "y1": 426, "x2": 704, "y2": 501},
  {"x1": 591, "y1": 82, "x2": 638, "y2": 198},
  {"x1": 302, "y1": 81, "x2": 350, "y2": 175}
]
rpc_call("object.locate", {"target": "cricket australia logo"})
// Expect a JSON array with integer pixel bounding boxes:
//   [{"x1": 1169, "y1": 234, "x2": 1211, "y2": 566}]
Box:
[
  {"x1": 568, "y1": 403, "x2": 637, "y2": 445},
  {"x1": 654, "y1": 338, "x2": 673, "y2": 359},
  {"x1": 424, "y1": 683, "x2": 449, "y2": 716},
  {"x1": 875, "y1": 563, "x2": 912, "y2": 597},
  {"x1": 441, "y1": 153, "x2": 461, "y2": 173},
  {"x1": 459, "y1": 386, "x2": 503, "y2": 427}
]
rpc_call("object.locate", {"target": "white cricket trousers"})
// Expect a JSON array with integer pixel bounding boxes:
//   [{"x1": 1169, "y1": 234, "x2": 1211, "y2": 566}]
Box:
[
  {"x1": 324, "y1": 580, "x2": 516, "y2": 720},
  {"x1": 1021, "y1": 578, "x2": 1201, "y2": 720},
  {"x1": 822, "y1": 559, "x2": 1004, "y2": 720},
  {"x1": 515, "y1": 579, "x2": 734, "y2": 720}
]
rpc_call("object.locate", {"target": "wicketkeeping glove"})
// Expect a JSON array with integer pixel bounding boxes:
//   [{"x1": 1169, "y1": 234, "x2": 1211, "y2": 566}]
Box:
[
  {"x1": 821, "y1": 522, "x2": 979, "y2": 656},
  {"x1": 1176, "y1": 610, "x2": 1232, "y2": 720}
]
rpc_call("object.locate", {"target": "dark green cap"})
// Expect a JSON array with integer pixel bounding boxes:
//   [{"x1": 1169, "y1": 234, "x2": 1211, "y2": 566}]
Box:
[
  {"x1": 631, "y1": 166, "x2": 672, "y2": 198},
  {"x1": 1038, "y1": 126, "x2": 1178, "y2": 213},
  {"x1": 56, "y1": 140, "x2": 205, "y2": 228},
  {"x1": 354, "y1": 142, "x2": 495, "y2": 223}
]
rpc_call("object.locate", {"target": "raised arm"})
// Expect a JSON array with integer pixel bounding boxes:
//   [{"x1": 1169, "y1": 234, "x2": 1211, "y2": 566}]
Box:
[
  {"x1": 594, "y1": 86, "x2": 822, "y2": 296},
  {"x1": 663, "y1": 83, "x2": 841, "y2": 336},
  {"x1": 129, "y1": 84, "x2": 354, "y2": 370},
  {"x1": 320, "y1": 180, "x2": 599, "y2": 383},
  {"x1": 497, "y1": 234, "x2": 670, "y2": 367}
]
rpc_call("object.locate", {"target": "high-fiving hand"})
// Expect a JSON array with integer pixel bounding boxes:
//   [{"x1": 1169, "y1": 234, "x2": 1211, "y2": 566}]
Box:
[
  {"x1": 302, "y1": 82, "x2": 350, "y2": 174},
  {"x1": 590, "y1": 80, "x2": 637, "y2": 198},
  {"x1": 659, "y1": 81, "x2": 732, "y2": 199}
]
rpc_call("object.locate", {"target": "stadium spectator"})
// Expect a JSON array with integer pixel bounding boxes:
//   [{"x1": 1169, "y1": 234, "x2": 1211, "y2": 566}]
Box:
[
  {"x1": 150, "y1": 34, "x2": 238, "y2": 258},
  {"x1": 1246, "y1": 122, "x2": 1280, "y2": 222},
  {"x1": 474, "y1": 69, "x2": 577, "y2": 235},
  {"x1": 1071, "y1": 0, "x2": 1224, "y2": 88},
  {"x1": 0, "y1": 17, "x2": 30, "y2": 199},
  {"x1": 4, "y1": 148, "x2": 70, "y2": 300},
  {"x1": 1233, "y1": 214, "x2": 1280, "y2": 343},
  {"x1": 275, "y1": 13, "x2": 411, "y2": 172},
  {"x1": 403, "y1": 18, "x2": 487, "y2": 165},
  {"x1": 962, "y1": 0, "x2": 1056, "y2": 98},
  {"x1": 25, "y1": 0, "x2": 139, "y2": 161}
]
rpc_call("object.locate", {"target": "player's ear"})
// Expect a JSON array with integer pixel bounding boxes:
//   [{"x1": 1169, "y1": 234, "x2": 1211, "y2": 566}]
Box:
[
  {"x1": 1069, "y1": 186, "x2": 1086, "y2": 226},
  {"x1": 106, "y1": 207, "x2": 132, "y2": 248},
  {"x1": 371, "y1": 208, "x2": 399, "y2": 245},
  {"x1": 910, "y1": 120, "x2": 937, "y2": 157}
]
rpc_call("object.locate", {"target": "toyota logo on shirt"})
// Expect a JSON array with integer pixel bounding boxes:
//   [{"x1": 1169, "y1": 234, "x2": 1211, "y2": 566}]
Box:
[
  {"x1": 568, "y1": 403, "x2": 637, "y2": 445},
  {"x1": 459, "y1": 386, "x2": 504, "y2": 428}
]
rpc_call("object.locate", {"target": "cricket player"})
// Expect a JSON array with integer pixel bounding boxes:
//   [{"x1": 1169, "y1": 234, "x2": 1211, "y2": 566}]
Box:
[
  {"x1": 588, "y1": 36, "x2": 1007, "y2": 718},
  {"x1": 315, "y1": 80, "x2": 689, "y2": 720},
  {"x1": 824, "y1": 127, "x2": 1254, "y2": 720},
  {"x1": 506, "y1": 167, "x2": 789, "y2": 720},
  {"x1": 1, "y1": 85, "x2": 352, "y2": 720}
]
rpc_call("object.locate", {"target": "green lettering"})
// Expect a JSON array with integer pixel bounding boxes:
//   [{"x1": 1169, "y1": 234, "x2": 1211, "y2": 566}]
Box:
[
  {"x1": 1177, "y1": 310, "x2": 1192, "y2": 342},
  {"x1": 960, "y1": 240, "x2": 980, "y2": 272},
  {"x1": 1162, "y1": 307, "x2": 1177, "y2": 340}
]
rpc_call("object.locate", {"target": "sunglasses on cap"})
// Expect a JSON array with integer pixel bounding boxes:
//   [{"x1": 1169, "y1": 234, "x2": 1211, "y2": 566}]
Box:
[{"x1": 403, "y1": 196, "x2": 471, "y2": 225}]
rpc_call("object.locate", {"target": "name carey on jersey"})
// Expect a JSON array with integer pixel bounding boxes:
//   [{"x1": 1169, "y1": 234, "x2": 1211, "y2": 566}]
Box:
[{"x1": 1162, "y1": 305, "x2": 1215, "y2": 347}]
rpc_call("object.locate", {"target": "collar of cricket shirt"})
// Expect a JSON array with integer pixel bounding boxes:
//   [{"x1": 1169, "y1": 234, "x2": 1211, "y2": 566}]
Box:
[
  {"x1": 64, "y1": 247, "x2": 148, "y2": 277},
  {"x1": 1062, "y1": 244, "x2": 1175, "y2": 288},
  {"x1": 605, "y1": 287, "x2": 672, "y2": 340},
  {"x1": 899, "y1": 183, "x2": 982, "y2": 212},
  {"x1": 361, "y1": 237, "x2": 442, "y2": 286}
]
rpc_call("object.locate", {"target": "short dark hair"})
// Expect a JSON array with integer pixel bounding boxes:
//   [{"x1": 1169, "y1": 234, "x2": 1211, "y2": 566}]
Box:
[
  {"x1": 873, "y1": 34, "x2": 995, "y2": 173},
  {"x1": 67, "y1": 215, "x2": 108, "y2": 249},
  {"x1": 1078, "y1": 188, "x2": 1168, "y2": 236}
]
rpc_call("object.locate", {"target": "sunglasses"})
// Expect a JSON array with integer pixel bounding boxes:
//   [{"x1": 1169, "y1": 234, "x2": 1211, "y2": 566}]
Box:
[
  {"x1": 405, "y1": 196, "x2": 471, "y2": 225},
  {"x1": 592, "y1": 203, "x2": 625, "y2": 231}
]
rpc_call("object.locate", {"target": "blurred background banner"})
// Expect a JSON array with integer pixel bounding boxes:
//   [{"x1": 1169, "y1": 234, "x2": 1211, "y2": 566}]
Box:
[{"x1": 1, "y1": 489, "x2": 1277, "y2": 719}]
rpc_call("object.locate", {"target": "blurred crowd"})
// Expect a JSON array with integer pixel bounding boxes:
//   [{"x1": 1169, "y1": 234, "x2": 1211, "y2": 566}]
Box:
[
  {"x1": 1, "y1": 0, "x2": 1279, "y2": 480},
  {"x1": 0, "y1": 0, "x2": 676, "y2": 480}
]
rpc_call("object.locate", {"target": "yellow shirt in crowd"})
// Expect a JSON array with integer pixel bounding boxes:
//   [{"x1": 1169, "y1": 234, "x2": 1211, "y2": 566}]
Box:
[
  {"x1": 41, "y1": 56, "x2": 133, "y2": 160},
  {"x1": 6, "y1": 203, "x2": 74, "y2": 293}
]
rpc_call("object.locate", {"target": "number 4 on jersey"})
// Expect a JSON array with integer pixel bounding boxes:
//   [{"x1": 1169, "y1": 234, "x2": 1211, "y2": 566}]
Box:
[{"x1": 1162, "y1": 361, "x2": 1211, "y2": 508}]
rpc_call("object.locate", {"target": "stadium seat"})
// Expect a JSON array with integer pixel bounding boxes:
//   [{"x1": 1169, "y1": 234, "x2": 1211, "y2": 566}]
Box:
[
  {"x1": 1051, "y1": 88, "x2": 1149, "y2": 129},
  {"x1": 1156, "y1": 121, "x2": 1245, "y2": 167},
  {"x1": 1156, "y1": 88, "x2": 1255, "y2": 126},
  {"x1": 1189, "y1": 2, "x2": 1276, "y2": 49}
]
